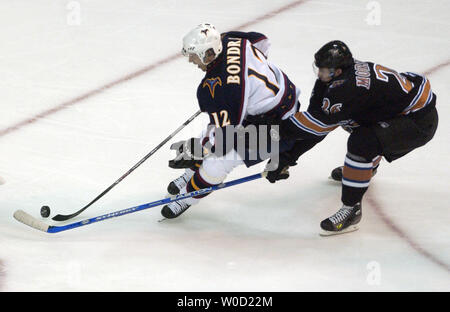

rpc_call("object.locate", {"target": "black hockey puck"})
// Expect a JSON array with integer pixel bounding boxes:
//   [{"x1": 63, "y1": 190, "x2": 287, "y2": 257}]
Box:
[{"x1": 40, "y1": 205, "x2": 51, "y2": 218}]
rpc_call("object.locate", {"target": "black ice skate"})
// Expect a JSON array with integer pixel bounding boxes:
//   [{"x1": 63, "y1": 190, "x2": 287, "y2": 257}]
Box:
[
  {"x1": 320, "y1": 203, "x2": 362, "y2": 236},
  {"x1": 329, "y1": 166, "x2": 377, "y2": 182},
  {"x1": 167, "y1": 168, "x2": 195, "y2": 195},
  {"x1": 161, "y1": 200, "x2": 191, "y2": 219}
]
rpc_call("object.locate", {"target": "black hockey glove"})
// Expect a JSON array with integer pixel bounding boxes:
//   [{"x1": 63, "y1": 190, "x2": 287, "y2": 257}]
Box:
[
  {"x1": 265, "y1": 151, "x2": 298, "y2": 183},
  {"x1": 169, "y1": 138, "x2": 204, "y2": 169},
  {"x1": 264, "y1": 136, "x2": 325, "y2": 183}
]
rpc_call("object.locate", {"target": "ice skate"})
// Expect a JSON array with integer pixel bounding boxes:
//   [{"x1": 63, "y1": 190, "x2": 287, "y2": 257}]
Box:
[
  {"x1": 161, "y1": 198, "x2": 192, "y2": 219},
  {"x1": 320, "y1": 203, "x2": 362, "y2": 236},
  {"x1": 167, "y1": 168, "x2": 195, "y2": 195}
]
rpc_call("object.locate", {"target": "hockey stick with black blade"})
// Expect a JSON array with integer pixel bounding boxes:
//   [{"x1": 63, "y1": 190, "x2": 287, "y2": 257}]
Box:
[
  {"x1": 51, "y1": 110, "x2": 201, "y2": 222},
  {"x1": 15, "y1": 172, "x2": 266, "y2": 233}
]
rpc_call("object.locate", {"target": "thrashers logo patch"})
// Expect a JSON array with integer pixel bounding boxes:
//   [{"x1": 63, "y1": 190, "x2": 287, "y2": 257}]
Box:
[{"x1": 202, "y1": 77, "x2": 222, "y2": 98}]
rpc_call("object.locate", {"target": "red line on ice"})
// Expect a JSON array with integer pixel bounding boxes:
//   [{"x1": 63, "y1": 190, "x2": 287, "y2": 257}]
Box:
[
  {"x1": 368, "y1": 58, "x2": 450, "y2": 273},
  {"x1": 1, "y1": 0, "x2": 448, "y2": 272},
  {"x1": 422, "y1": 59, "x2": 450, "y2": 76},
  {"x1": 367, "y1": 196, "x2": 450, "y2": 273},
  {"x1": 0, "y1": 0, "x2": 308, "y2": 138}
]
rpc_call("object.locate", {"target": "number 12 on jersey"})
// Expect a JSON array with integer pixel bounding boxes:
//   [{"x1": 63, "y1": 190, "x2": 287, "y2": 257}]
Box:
[{"x1": 211, "y1": 110, "x2": 231, "y2": 127}]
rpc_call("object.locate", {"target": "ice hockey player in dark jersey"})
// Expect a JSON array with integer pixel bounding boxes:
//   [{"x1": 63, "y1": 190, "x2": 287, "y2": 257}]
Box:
[
  {"x1": 266, "y1": 40, "x2": 438, "y2": 236},
  {"x1": 161, "y1": 23, "x2": 300, "y2": 219}
]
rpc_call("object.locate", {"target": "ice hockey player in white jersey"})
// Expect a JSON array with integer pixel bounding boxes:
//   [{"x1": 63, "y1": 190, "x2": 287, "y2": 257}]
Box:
[{"x1": 161, "y1": 23, "x2": 301, "y2": 218}]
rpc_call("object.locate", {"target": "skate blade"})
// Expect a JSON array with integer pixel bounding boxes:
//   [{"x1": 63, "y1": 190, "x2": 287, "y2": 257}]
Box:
[
  {"x1": 319, "y1": 225, "x2": 359, "y2": 237},
  {"x1": 158, "y1": 217, "x2": 167, "y2": 223}
]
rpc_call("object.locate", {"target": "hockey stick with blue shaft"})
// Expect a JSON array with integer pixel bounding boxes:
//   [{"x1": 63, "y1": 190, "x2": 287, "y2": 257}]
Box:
[
  {"x1": 14, "y1": 172, "x2": 266, "y2": 233},
  {"x1": 51, "y1": 110, "x2": 202, "y2": 222}
]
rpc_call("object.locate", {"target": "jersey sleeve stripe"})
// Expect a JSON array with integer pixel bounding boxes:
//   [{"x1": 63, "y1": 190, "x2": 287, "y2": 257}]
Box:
[
  {"x1": 248, "y1": 67, "x2": 279, "y2": 95},
  {"x1": 402, "y1": 76, "x2": 426, "y2": 113},
  {"x1": 411, "y1": 82, "x2": 433, "y2": 113},
  {"x1": 290, "y1": 112, "x2": 339, "y2": 136},
  {"x1": 402, "y1": 77, "x2": 433, "y2": 115},
  {"x1": 303, "y1": 111, "x2": 340, "y2": 128},
  {"x1": 408, "y1": 78, "x2": 431, "y2": 113},
  {"x1": 250, "y1": 45, "x2": 265, "y2": 62},
  {"x1": 250, "y1": 35, "x2": 268, "y2": 44},
  {"x1": 289, "y1": 116, "x2": 327, "y2": 136}
]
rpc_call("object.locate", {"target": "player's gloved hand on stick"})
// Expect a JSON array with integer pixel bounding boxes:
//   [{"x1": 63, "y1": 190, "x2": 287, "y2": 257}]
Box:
[
  {"x1": 265, "y1": 151, "x2": 298, "y2": 183},
  {"x1": 169, "y1": 138, "x2": 204, "y2": 169}
]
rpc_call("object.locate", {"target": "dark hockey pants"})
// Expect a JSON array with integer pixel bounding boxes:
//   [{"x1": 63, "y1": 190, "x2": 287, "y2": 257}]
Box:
[{"x1": 342, "y1": 100, "x2": 438, "y2": 206}]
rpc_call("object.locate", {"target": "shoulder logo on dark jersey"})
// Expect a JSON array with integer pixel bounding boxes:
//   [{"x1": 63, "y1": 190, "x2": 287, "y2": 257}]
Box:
[
  {"x1": 202, "y1": 77, "x2": 222, "y2": 98},
  {"x1": 322, "y1": 98, "x2": 342, "y2": 114}
]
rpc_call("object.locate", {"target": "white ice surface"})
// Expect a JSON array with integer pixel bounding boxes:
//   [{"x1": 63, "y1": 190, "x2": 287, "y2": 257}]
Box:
[{"x1": 0, "y1": 0, "x2": 449, "y2": 291}]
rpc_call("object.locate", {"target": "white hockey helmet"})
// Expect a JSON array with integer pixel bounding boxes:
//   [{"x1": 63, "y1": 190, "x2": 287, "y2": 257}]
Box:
[{"x1": 182, "y1": 23, "x2": 222, "y2": 64}]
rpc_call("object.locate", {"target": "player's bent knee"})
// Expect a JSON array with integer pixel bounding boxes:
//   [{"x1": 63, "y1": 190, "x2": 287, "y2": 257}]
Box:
[{"x1": 347, "y1": 127, "x2": 382, "y2": 161}]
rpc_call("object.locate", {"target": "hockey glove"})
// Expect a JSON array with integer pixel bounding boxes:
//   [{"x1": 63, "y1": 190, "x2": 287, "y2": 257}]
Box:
[
  {"x1": 265, "y1": 151, "x2": 298, "y2": 183},
  {"x1": 169, "y1": 138, "x2": 204, "y2": 169}
]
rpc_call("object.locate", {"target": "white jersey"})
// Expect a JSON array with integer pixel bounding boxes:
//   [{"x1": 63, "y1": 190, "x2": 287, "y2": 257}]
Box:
[{"x1": 241, "y1": 37, "x2": 300, "y2": 121}]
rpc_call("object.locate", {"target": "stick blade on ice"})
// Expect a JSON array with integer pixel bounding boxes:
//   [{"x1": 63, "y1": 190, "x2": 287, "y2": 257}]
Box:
[{"x1": 13, "y1": 210, "x2": 50, "y2": 232}]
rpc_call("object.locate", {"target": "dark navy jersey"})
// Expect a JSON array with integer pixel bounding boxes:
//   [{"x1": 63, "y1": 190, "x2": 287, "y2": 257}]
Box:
[
  {"x1": 287, "y1": 60, "x2": 435, "y2": 138},
  {"x1": 196, "y1": 31, "x2": 300, "y2": 167},
  {"x1": 197, "y1": 31, "x2": 299, "y2": 129},
  {"x1": 197, "y1": 33, "x2": 247, "y2": 126}
]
